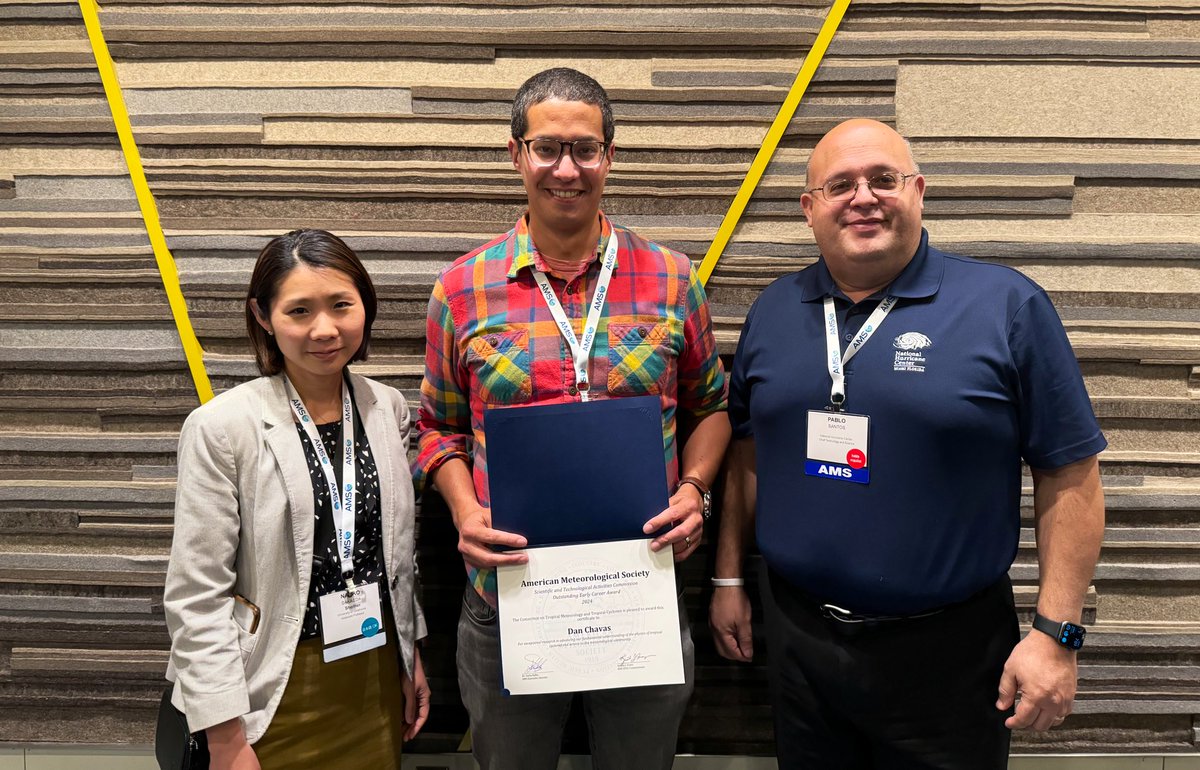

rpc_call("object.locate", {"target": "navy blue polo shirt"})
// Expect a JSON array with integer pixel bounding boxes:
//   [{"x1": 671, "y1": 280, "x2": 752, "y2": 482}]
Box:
[{"x1": 729, "y1": 230, "x2": 1106, "y2": 615}]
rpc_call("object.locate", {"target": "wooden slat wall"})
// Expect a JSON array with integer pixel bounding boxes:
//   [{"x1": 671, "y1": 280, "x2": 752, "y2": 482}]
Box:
[{"x1": 1, "y1": 0, "x2": 1198, "y2": 755}]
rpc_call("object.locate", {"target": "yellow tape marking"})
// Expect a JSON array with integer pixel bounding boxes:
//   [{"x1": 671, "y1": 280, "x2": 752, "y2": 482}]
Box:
[
  {"x1": 697, "y1": 0, "x2": 853, "y2": 286},
  {"x1": 78, "y1": 0, "x2": 215, "y2": 404}
]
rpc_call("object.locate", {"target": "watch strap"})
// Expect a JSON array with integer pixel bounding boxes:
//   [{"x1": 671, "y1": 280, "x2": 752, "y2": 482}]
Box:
[
  {"x1": 1031, "y1": 612, "x2": 1062, "y2": 639},
  {"x1": 676, "y1": 476, "x2": 712, "y2": 520},
  {"x1": 677, "y1": 475, "x2": 710, "y2": 496},
  {"x1": 1032, "y1": 612, "x2": 1085, "y2": 650}
]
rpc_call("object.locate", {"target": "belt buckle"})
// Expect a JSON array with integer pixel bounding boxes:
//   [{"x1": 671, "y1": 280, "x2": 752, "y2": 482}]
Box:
[
  {"x1": 820, "y1": 602, "x2": 883, "y2": 637},
  {"x1": 819, "y1": 603, "x2": 864, "y2": 624}
]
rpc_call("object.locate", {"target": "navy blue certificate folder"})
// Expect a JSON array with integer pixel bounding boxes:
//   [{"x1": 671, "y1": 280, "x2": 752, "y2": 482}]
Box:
[{"x1": 484, "y1": 395, "x2": 669, "y2": 547}]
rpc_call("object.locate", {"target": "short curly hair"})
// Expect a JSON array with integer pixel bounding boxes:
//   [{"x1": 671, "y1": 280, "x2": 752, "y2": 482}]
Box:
[{"x1": 511, "y1": 67, "x2": 614, "y2": 145}]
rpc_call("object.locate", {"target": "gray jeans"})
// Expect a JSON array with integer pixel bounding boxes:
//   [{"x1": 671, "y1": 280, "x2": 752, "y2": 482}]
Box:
[{"x1": 457, "y1": 583, "x2": 695, "y2": 770}]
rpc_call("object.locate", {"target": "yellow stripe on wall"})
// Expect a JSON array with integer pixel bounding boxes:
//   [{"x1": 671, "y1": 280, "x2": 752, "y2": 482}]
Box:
[
  {"x1": 78, "y1": 0, "x2": 850, "y2": 398},
  {"x1": 78, "y1": 0, "x2": 215, "y2": 404},
  {"x1": 696, "y1": 0, "x2": 853, "y2": 287}
]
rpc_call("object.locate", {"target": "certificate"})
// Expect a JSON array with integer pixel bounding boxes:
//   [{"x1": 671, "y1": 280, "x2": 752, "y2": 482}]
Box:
[{"x1": 496, "y1": 538, "x2": 684, "y2": 695}]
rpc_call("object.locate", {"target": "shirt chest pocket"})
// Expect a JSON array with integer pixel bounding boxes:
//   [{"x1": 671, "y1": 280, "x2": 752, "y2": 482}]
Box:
[
  {"x1": 608, "y1": 322, "x2": 672, "y2": 396},
  {"x1": 466, "y1": 329, "x2": 533, "y2": 405}
]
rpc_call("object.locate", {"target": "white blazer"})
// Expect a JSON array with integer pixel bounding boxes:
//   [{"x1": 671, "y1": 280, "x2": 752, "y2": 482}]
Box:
[{"x1": 163, "y1": 373, "x2": 425, "y2": 742}]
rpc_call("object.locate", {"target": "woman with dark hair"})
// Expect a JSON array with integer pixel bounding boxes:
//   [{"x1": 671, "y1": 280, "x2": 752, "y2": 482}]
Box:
[{"x1": 163, "y1": 229, "x2": 428, "y2": 769}]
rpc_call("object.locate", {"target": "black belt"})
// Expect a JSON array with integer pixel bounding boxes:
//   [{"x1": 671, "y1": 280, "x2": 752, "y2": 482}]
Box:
[{"x1": 769, "y1": 568, "x2": 1008, "y2": 636}]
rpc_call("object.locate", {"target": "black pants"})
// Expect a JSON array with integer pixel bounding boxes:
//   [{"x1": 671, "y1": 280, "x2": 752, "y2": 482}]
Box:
[{"x1": 761, "y1": 565, "x2": 1019, "y2": 770}]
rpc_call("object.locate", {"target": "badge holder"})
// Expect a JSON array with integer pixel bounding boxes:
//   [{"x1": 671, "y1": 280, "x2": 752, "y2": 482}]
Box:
[
  {"x1": 318, "y1": 581, "x2": 386, "y2": 663},
  {"x1": 805, "y1": 396, "x2": 870, "y2": 484}
]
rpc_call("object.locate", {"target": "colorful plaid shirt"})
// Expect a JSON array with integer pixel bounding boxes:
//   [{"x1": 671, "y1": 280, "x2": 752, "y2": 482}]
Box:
[{"x1": 414, "y1": 212, "x2": 727, "y2": 602}]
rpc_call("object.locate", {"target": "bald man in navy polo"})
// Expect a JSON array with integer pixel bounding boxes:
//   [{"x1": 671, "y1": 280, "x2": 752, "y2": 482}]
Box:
[{"x1": 709, "y1": 119, "x2": 1106, "y2": 770}]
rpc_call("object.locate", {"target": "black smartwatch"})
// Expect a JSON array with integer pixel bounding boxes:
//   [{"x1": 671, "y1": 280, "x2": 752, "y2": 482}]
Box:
[{"x1": 1032, "y1": 612, "x2": 1087, "y2": 651}]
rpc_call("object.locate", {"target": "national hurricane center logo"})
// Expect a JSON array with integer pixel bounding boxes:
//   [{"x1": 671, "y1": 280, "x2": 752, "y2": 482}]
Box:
[
  {"x1": 893, "y1": 332, "x2": 932, "y2": 351},
  {"x1": 892, "y1": 332, "x2": 931, "y2": 373}
]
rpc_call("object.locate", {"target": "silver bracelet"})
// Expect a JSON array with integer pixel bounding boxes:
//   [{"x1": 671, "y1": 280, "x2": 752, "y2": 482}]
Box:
[{"x1": 710, "y1": 577, "x2": 745, "y2": 587}]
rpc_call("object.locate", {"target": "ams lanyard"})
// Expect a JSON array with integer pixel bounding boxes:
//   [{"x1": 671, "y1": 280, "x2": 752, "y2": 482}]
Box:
[
  {"x1": 823, "y1": 294, "x2": 898, "y2": 410},
  {"x1": 530, "y1": 234, "x2": 619, "y2": 402},
  {"x1": 284, "y1": 377, "x2": 357, "y2": 587}
]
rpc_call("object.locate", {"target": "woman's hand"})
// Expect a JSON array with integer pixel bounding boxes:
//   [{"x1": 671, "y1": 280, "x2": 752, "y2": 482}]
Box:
[
  {"x1": 402, "y1": 646, "x2": 431, "y2": 741},
  {"x1": 206, "y1": 718, "x2": 261, "y2": 770}
]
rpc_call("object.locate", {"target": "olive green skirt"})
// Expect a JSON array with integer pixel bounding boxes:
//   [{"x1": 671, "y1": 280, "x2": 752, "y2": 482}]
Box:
[{"x1": 253, "y1": 623, "x2": 406, "y2": 769}]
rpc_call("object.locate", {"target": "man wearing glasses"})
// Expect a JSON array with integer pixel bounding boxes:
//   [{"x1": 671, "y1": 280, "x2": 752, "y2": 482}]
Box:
[
  {"x1": 709, "y1": 119, "x2": 1106, "y2": 768},
  {"x1": 414, "y1": 68, "x2": 728, "y2": 769}
]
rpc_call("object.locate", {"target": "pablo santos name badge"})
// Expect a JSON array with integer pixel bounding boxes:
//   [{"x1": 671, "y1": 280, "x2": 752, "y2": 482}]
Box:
[{"x1": 805, "y1": 410, "x2": 870, "y2": 484}]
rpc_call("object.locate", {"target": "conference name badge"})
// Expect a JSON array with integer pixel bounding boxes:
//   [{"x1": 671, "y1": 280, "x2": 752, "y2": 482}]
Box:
[
  {"x1": 805, "y1": 410, "x2": 870, "y2": 484},
  {"x1": 318, "y1": 581, "x2": 386, "y2": 663}
]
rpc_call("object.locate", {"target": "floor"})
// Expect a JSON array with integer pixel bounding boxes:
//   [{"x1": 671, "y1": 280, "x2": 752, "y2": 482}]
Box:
[{"x1": 2, "y1": 747, "x2": 1199, "y2": 770}]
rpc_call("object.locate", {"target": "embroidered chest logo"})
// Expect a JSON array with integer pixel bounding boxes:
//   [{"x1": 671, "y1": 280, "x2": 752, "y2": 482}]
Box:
[{"x1": 892, "y1": 332, "x2": 931, "y2": 373}]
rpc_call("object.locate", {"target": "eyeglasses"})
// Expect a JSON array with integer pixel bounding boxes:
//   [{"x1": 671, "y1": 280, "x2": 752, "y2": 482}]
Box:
[
  {"x1": 806, "y1": 172, "x2": 919, "y2": 202},
  {"x1": 517, "y1": 138, "x2": 608, "y2": 169}
]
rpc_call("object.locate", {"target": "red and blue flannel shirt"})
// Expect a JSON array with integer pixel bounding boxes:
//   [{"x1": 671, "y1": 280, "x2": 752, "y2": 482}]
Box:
[{"x1": 414, "y1": 212, "x2": 727, "y2": 602}]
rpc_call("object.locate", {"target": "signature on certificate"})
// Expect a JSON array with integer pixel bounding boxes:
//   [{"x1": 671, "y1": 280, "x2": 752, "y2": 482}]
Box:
[
  {"x1": 617, "y1": 652, "x2": 656, "y2": 668},
  {"x1": 524, "y1": 655, "x2": 548, "y2": 673}
]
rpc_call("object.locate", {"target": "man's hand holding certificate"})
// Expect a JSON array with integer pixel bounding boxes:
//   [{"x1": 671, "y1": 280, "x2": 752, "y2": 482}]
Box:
[{"x1": 486, "y1": 396, "x2": 686, "y2": 695}]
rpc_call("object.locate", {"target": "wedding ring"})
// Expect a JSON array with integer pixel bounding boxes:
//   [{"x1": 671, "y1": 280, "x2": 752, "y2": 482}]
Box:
[{"x1": 684, "y1": 535, "x2": 692, "y2": 547}]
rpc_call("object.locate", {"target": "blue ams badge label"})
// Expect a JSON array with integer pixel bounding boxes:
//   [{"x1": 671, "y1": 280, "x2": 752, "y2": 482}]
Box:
[
  {"x1": 805, "y1": 410, "x2": 870, "y2": 485},
  {"x1": 804, "y1": 460, "x2": 869, "y2": 484}
]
